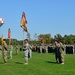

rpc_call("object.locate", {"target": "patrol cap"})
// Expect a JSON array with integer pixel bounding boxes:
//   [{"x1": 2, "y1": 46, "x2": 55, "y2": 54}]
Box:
[
  {"x1": 3, "y1": 39, "x2": 6, "y2": 41},
  {"x1": 24, "y1": 39, "x2": 28, "y2": 41}
]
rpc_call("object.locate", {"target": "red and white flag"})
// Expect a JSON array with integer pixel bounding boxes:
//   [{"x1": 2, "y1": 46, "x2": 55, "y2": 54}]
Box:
[
  {"x1": 0, "y1": 18, "x2": 4, "y2": 27},
  {"x1": 0, "y1": 18, "x2": 4, "y2": 23}
]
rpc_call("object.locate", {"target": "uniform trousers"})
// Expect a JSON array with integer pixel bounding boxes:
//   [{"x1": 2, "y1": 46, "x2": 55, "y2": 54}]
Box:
[
  {"x1": 28, "y1": 49, "x2": 32, "y2": 58},
  {"x1": 3, "y1": 50, "x2": 8, "y2": 63},
  {"x1": 10, "y1": 50, "x2": 12, "y2": 59},
  {"x1": 24, "y1": 50, "x2": 28, "y2": 63}
]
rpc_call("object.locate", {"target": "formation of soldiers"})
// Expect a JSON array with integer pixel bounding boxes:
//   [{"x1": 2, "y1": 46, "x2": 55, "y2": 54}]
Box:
[
  {"x1": 0, "y1": 38, "x2": 66, "y2": 65},
  {"x1": 0, "y1": 39, "x2": 32, "y2": 65}
]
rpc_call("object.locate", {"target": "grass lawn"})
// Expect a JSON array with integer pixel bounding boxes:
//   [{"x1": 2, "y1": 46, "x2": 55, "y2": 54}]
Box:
[{"x1": 0, "y1": 49, "x2": 75, "y2": 75}]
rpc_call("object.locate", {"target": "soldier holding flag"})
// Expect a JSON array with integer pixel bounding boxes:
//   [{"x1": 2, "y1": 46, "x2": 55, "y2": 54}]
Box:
[
  {"x1": 3, "y1": 39, "x2": 8, "y2": 64},
  {"x1": 23, "y1": 39, "x2": 30, "y2": 65},
  {"x1": 20, "y1": 12, "x2": 30, "y2": 65},
  {"x1": 8, "y1": 28, "x2": 13, "y2": 58}
]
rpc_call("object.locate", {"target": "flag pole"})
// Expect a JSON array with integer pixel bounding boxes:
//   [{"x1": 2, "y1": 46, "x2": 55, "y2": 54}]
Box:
[
  {"x1": 23, "y1": 29, "x2": 24, "y2": 46},
  {"x1": 8, "y1": 28, "x2": 11, "y2": 49},
  {"x1": 20, "y1": 12, "x2": 28, "y2": 46}
]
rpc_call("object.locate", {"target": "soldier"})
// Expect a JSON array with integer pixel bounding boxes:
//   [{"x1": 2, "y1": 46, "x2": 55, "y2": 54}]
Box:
[
  {"x1": 59, "y1": 41, "x2": 65, "y2": 64},
  {"x1": 15, "y1": 44, "x2": 18, "y2": 55},
  {"x1": 23, "y1": 39, "x2": 30, "y2": 65},
  {"x1": 3, "y1": 39, "x2": 8, "y2": 64},
  {"x1": 40, "y1": 40, "x2": 44, "y2": 53},
  {"x1": 54, "y1": 40, "x2": 60, "y2": 64},
  {"x1": 0, "y1": 44, "x2": 2, "y2": 59},
  {"x1": 9, "y1": 44, "x2": 13, "y2": 59}
]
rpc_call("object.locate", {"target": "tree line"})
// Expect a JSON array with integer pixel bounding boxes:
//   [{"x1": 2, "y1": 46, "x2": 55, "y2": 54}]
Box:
[
  {"x1": 27, "y1": 33, "x2": 75, "y2": 45},
  {"x1": 0, "y1": 34, "x2": 75, "y2": 45}
]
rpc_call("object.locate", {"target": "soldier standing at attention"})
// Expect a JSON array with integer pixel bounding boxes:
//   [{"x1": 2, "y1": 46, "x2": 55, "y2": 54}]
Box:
[
  {"x1": 9, "y1": 44, "x2": 13, "y2": 59},
  {"x1": 40, "y1": 39, "x2": 44, "y2": 53},
  {"x1": 23, "y1": 39, "x2": 29, "y2": 65},
  {"x1": 0, "y1": 44, "x2": 2, "y2": 59},
  {"x1": 16, "y1": 44, "x2": 18, "y2": 55},
  {"x1": 3, "y1": 39, "x2": 8, "y2": 64}
]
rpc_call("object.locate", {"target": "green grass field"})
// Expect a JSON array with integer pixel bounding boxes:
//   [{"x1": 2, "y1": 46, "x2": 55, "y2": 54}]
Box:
[{"x1": 0, "y1": 49, "x2": 75, "y2": 75}]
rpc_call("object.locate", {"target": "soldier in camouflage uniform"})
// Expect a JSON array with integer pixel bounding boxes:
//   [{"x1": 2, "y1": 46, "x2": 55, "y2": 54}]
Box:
[
  {"x1": 3, "y1": 40, "x2": 8, "y2": 64},
  {"x1": 15, "y1": 44, "x2": 18, "y2": 55},
  {"x1": 40, "y1": 40, "x2": 44, "y2": 53},
  {"x1": 23, "y1": 39, "x2": 30, "y2": 65},
  {"x1": 54, "y1": 40, "x2": 60, "y2": 64},
  {"x1": 59, "y1": 41, "x2": 65, "y2": 64},
  {"x1": 9, "y1": 44, "x2": 13, "y2": 59},
  {"x1": 0, "y1": 44, "x2": 2, "y2": 59},
  {"x1": 55, "y1": 40, "x2": 65, "y2": 64}
]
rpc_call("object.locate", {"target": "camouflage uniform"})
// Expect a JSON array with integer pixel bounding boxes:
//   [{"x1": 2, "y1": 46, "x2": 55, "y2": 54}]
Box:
[
  {"x1": 40, "y1": 40, "x2": 45, "y2": 53},
  {"x1": 28, "y1": 44, "x2": 32, "y2": 58},
  {"x1": 23, "y1": 43, "x2": 29, "y2": 64},
  {"x1": 40, "y1": 44, "x2": 43, "y2": 53},
  {"x1": 55, "y1": 43, "x2": 60, "y2": 63},
  {"x1": 9, "y1": 45, "x2": 13, "y2": 59},
  {"x1": 55, "y1": 41, "x2": 65, "y2": 64},
  {"x1": 59, "y1": 43, "x2": 64, "y2": 64},
  {"x1": 16, "y1": 45, "x2": 18, "y2": 55},
  {"x1": 23, "y1": 39, "x2": 30, "y2": 65},
  {"x1": 0, "y1": 45, "x2": 2, "y2": 59},
  {"x1": 3, "y1": 41, "x2": 8, "y2": 63},
  {"x1": 40, "y1": 43, "x2": 46, "y2": 53}
]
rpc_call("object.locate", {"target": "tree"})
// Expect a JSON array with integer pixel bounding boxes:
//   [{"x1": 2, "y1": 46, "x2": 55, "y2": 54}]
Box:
[
  {"x1": 38, "y1": 34, "x2": 52, "y2": 44},
  {"x1": 27, "y1": 32, "x2": 31, "y2": 41},
  {"x1": 54, "y1": 34, "x2": 63, "y2": 41},
  {"x1": 63, "y1": 34, "x2": 75, "y2": 44},
  {"x1": 34, "y1": 33, "x2": 38, "y2": 41}
]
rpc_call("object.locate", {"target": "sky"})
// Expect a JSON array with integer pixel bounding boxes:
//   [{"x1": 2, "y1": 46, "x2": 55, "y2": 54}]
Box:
[{"x1": 0, "y1": 0, "x2": 75, "y2": 40}]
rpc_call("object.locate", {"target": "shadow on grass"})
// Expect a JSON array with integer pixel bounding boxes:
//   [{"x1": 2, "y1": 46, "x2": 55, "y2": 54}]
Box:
[
  {"x1": 0, "y1": 62, "x2": 4, "y2": 64},
  {"x1": 46, "y1": 61, "x2": 57, "y2": 64},
  {"x1": 15, "y1": 62, "x2": 23, "y2": 64}
]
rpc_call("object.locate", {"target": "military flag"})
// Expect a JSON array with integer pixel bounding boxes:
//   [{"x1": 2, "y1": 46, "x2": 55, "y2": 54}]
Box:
[
  {"x1": 8, "y1": 28, "x2": 11, "y2": 38},
  {"x1": 20, "y1": 12, "x2": 28, "y2": 32}
]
